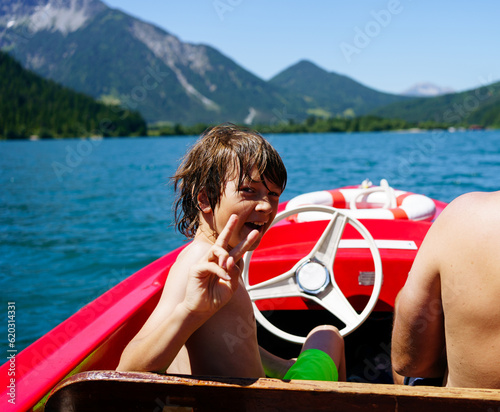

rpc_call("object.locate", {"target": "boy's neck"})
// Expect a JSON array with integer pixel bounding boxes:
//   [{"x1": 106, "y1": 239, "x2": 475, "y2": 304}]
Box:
[{"x1": 195, "y1": 217, "x2": 218, "y2": 246}]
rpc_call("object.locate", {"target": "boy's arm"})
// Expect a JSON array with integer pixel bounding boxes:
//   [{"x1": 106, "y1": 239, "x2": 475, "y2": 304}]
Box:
[
  {"x1": 117, "y1": 215, "x2": 259, "y2": 373},
  {"x1": 116, "y1": 299, "x2": 208, "y2": 373}
]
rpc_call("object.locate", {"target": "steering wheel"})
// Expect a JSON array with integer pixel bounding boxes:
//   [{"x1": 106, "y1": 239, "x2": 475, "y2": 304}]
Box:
[{"x1": 242, "y1": 204, "x2": 383, "y2": 344}]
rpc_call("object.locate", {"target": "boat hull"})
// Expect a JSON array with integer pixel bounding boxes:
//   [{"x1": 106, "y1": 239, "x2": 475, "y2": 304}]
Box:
[{"x1": 0, "y1": 195, "x2": 449, "y2": 410}]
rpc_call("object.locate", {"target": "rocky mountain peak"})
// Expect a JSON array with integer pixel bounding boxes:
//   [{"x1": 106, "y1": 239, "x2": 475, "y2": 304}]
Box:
[
  {"x1": 129, "y1": 19, "x2": 218, "y2": 110},
  {"x1": 1, "y1": 0, "x2": 106, "y2": 35},
  {"x1": 130, "y1": 19, "x2": 212, "y2": 77}
]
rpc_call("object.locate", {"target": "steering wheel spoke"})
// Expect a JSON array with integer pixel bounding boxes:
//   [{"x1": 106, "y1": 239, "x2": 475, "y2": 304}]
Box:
[
  {"x1": 316, "y1": 286, "x2": 361, "y2": 328},
  {"x1": 309, "y1": 211, "x2": 347, "y2": 268},
  {"x1": 247, "y1": 269, "x2": 302, "y2": 301}
]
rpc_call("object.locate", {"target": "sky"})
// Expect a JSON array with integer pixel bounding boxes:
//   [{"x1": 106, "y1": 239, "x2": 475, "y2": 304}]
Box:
[{"x1": 102, "y1": 0, "x2": 500, "y2": 95}]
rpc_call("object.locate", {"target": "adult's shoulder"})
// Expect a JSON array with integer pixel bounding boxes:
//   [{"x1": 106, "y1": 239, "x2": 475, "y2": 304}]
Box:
[
  {"x1": 434, "y1": 191, "x2": 500, "y2": 240},
  {"x1": 443, "y1": 191, "x2": 500, "y2": 218}
]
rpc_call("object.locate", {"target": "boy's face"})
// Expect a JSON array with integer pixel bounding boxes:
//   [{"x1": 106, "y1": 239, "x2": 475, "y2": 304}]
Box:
[{"x1": 213, "y1": 168, "x2": 282, "y2": 251}]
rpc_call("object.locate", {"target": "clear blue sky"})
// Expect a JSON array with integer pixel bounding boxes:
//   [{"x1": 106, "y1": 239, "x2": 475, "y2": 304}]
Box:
[{"x1": 103, "y1": 0, "x2": 499, "y2": 94}]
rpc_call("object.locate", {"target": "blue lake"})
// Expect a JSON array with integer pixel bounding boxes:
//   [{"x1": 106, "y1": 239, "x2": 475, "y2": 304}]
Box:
[{"x1": 2, "y1": 130, "x2": 500, "y2": 351}]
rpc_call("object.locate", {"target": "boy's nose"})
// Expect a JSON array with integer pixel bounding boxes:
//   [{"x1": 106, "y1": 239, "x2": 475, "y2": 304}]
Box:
[{"x1": 256, "y1": 198, "x2": 273, "y2": 213}]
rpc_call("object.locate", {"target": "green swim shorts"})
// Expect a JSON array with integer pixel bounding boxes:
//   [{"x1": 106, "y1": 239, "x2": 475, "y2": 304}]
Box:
[{"x1": 283, "y1": 348, "x2": 338, "y2": 381}]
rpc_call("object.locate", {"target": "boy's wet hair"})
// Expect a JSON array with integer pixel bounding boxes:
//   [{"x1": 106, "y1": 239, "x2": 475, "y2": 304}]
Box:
[{"x1": 172, "y1": 123, "x2": 287, "y2": 238}]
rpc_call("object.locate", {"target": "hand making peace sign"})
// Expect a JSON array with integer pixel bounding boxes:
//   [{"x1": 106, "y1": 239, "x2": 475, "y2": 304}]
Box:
[{"x1": 183, "y1": 214, "x2": 260, "y2": 316}]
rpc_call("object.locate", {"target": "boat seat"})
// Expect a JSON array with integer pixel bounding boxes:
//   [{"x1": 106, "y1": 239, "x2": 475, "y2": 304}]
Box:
[{"x1": 44, "y1": 370, "x2": 500, "y2": 412}]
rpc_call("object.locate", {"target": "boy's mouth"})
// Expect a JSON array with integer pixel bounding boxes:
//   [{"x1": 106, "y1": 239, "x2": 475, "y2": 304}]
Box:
[{"x1": 245, "y1": 221, "x2": 266, "y2": 231}]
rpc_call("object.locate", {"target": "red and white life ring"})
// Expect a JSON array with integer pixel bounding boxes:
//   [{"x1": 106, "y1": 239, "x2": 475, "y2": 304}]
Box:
[{"x1": 286, "y1": 179, "x2": 436, "y2": 222}]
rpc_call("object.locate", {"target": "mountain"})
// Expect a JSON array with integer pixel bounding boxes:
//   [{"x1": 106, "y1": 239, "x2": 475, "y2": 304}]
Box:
[
  {"x1": 401, "y1": 82, "x2": 455, "y2": 97},
  {"x1": 371, "y1": 81, "x2": 500, "y2": 127},
  {"x1": 1, "y1": 0, "x2": 415, "y2": 126},
  {"x1": 3, "y1": 1, "x2": 498, "y2": 129},
  {"x1": 0, "y1": 51, "x2": 146, "y2": 139},
  {"x1": 269, "y1": 60, "x2": 410, "y2": 118},
  {"x1": 0, "y1": 0, "x2": 301, "y2": 125}
]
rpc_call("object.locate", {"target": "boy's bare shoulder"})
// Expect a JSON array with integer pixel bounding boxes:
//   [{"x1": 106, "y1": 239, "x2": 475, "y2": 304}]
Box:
[
  {"x1": 171, "y1": 238, "x2": 212, "y2": 273},
  {"x1": 162, "y1": 238, "x2": 213, "y2": 293}
]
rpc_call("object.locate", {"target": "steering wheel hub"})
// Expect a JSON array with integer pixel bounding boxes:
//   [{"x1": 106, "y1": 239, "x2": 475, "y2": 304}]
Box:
[{"x1": 296, "y1": 261, "x2": 329, "y2": 294}]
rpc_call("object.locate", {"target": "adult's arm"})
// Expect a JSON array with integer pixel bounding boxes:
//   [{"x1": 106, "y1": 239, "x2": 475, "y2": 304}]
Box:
[{"x1": 391, "y1": 205, "x2": 450, "y2": 378}]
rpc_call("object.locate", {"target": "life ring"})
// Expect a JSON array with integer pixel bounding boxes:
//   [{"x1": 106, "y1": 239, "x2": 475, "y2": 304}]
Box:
[{"x1": 285, "y1": 179, "x2": 436, "y2": 222}]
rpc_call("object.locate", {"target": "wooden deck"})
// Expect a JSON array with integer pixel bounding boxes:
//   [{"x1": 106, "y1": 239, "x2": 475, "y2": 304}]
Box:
[{"x1": 44, "y1": 370, "x2": 500, "y2": 412}]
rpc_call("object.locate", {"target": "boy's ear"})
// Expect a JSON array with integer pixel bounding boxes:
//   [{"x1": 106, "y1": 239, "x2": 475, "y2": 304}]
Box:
[{"x1": 197, "y1": 189, "x2": 212, "y2": 213}]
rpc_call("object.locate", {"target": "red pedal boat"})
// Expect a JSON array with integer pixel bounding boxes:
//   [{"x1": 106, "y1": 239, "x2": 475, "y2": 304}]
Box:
[{"x1": 6, "y1": 181, "x2": 499, "y2": 412}]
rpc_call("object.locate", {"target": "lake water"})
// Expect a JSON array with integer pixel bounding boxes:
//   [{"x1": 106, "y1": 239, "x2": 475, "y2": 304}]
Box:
[{"x1": 2, "y1": 130, "x2": 500, "y2": 352}]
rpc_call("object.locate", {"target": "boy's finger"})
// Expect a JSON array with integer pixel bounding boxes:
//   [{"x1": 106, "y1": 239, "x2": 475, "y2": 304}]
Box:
[
  {"x1": 201, "y1": 261, "x2": 232, "y2": 281},
  {"x1": 215, "y1": 214, "x2": 238, "y2": 250},
  {"x1": 229, "y1": 229, "x2": 260, "y2": 262},
  {"x1": 207, "y1": 245, "x2": 229, "y2": 269}
]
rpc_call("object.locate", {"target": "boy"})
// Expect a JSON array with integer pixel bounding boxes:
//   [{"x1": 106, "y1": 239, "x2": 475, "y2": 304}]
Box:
[{"x1": 117, "y1": 124, "x2": 345, "y2": 381}]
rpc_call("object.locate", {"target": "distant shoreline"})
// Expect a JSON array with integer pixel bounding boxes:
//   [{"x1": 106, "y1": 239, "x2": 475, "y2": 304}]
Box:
[{"x1": 2, "y1": 124, "x2": 492, "y2": 141}]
